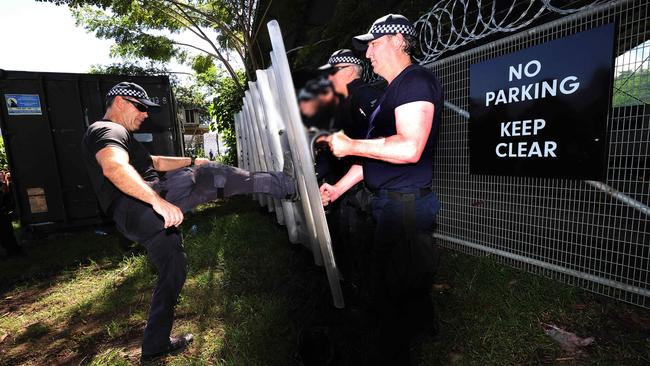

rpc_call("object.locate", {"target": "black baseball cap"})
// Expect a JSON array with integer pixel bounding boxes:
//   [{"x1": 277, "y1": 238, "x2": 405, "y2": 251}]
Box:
[
  {"x1": 106, "y1": 82, "x2": 160, "y2": 107},
  {"x1": 305, "y1": 78, "x2": 333, "y2": 94},
  {"x1": 352, "y1": 14, "x2": 416, "y2": 50},
  {"x1": 318, "y1": 49, "x2": 364, "y2": 71}
]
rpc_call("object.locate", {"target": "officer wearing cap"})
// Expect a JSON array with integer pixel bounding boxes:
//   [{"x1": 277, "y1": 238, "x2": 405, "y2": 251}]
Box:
[
  {"x1": 81, "y1": 81, "x2": 296, "y2": 363},
  {"x1": 317, "y1": 49, "x2": 381, "y2": 285},
  {"x1": 320, "y1": 14, "x2": 443, "y2": 363},
  {"x1": 319, "y1": 49, "x2": 380, "y2": 140},
  {"x1": 300, "y1": 78, "x2": 338, "y2": 131}
]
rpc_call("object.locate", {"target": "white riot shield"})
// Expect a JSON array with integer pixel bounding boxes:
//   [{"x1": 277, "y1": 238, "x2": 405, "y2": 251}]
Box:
[
  {"x1": 266, "y1": 65, "x2": 322, "y2": 262},
  {"x1": 234, "y1": 113, "x2": 244, "y2": 167},
  {"x1": 249, "y1": 81, "x2": 284, "y2": 219},
  {"x1": 266, "y1": 20, "x2": 344, "y2": 308},
  {"x1": 242, "y1": 93, "x2": 266, "y2": 206}
]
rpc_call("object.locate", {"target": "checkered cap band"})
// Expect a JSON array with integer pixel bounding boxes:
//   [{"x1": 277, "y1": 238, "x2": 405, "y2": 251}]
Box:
[
  {"x1": 370, "y1": 23, "x2": 416, "y2": 37},
  {"x1": 328, "y1": 55, "x2": 363, "y2": 66},
  {"x1": 107, "y1": 87, "x2": 149, "y2": 100}
]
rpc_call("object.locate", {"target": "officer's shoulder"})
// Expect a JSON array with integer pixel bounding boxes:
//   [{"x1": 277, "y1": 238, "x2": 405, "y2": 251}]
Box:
[
  {"x1": 86, "y1": 121, "x2": 127, "y2": 137},
  {"x1": 404, "y1": 65, "x2": 437, "y2": 79}
]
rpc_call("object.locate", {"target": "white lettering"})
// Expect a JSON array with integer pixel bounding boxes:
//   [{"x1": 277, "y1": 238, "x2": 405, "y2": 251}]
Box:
[
  {"x1": 500, "y1": 121, "x2": 511, "y2": 137},
  {"x1": 545, "y1": 141, "x2": 557, "y2": 157},
  {"x1": 560, "y1": 76, "x2": 579, "y2": 94},
  {"x1": 528, "y1": 142, "x2": 542, "y2": 157},
  {"x1": 534, "y1": 119, "x2": 546, "y2": 135},
  {"x1": 521, "y1": 119, "x2": 532, "y2": 136},
  {"x1": 486, "y1": 92, "x2": 495, "y2": 106},
  {"x1": 509, "y1": 64, "x2": 522, "y2": 82},
  {"x1": 495, "y1": 90, "x2": 507, "y2": 105},
  {"x1": 495, "y1": 141, "x2": 558, "y2": 158},
  {"x1": 524, "y1": 60, "x2": 541, "y2": 78},
  {"x1": 501, "y1": 118, "x2": 547, "y2": 137},
  {"x1": 496, "y1": 143, "x2": 507, "y2": 157},
  {"x1": 521, "y1": 83, "x2": 533, "y2": 101},
  {"x1": 485, "y1": 77, "x2": 581, "y2": 106},
  {"x1": 508, "y1": 87, "x2": 520, "y2": 103},
  {"x1": 518, "y1": 141, "x2": 527, "y2": 156},
  {"x1": 541, "y1": 79, "x2": 557, "y2": 98}
]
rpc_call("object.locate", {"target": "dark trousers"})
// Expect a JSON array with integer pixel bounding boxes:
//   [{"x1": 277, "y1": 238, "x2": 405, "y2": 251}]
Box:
[
  {"x1": 368, "y1": 188, "x2": 440, "y2": 364},
  {"x1": 111, "y1": 163, "x2": 293, "y2": 355},
  {"x1": 0, "y1": 212, "x2": 20, "y2": 256}
]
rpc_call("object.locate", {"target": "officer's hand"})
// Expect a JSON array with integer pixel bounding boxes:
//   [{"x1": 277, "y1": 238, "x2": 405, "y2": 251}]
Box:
[
  {"x1": 315, "y1": 134, "x2": 330, "y2": 144},
  {"x1": 194, "y1": 157, "x2": 210, "y2": 166},
  {"x1": 328, "y1": 131, "x2": 353, "y2": 158},
  {"x1": 152, "y1": 197, "x2": 184, "y2": 228},
  {"x1": 320, "y1": 183, "x2": 341, "y2": 206}
]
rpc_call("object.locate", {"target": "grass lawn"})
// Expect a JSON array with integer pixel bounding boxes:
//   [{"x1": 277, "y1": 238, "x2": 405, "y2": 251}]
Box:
[{"x1": 0, "y1": 197, "x2": 648, "y2": 365}]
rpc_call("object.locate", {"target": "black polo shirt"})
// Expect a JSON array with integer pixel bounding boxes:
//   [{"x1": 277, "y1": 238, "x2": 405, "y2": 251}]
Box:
[
  {"x1": 333, "y1": 78, "x2": 381, "y2": 139},
  {"x1": 81, "y1": 120, "x2": 159, "y2": 213},
  {"x1": 363, "y1": 64, "x2": 443, "y2": 190}
]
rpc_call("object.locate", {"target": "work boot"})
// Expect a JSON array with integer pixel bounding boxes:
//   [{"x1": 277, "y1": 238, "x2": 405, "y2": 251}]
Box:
[
  {"x1": 140, "y1": 333, "x2": 193, "y2": 364},
  {"x1": 283, "y1": 152, "x2": 299, "y2": 201}
]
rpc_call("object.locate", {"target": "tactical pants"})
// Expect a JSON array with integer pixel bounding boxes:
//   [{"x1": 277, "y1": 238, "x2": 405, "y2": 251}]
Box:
[
  {"x1": 368, "y1": 188, "x2": 441, "y2": 364},
  {"x1": 110, "y1": 163, "x2": 293, "y2": 355}
]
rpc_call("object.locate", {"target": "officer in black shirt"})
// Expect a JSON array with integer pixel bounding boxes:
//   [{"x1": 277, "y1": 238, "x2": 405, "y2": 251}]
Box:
[
  {"x1": 320, "y1": 14, "x2": 443, "y2": 363},
  {"x1": 317, "y1": 49, "x2": 381, "y2": 287},
  {"x1": 318, "y1": 49, "x2": 379, "y2": 140},
  {"x1": 81, "y1": 82, "x2": 296, "y2": 363}
]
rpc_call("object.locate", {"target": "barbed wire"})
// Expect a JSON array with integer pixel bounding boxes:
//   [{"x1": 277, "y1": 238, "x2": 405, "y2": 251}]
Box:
[{"x1": 413, "y1": 0, "x2": 609, "y2": 64}]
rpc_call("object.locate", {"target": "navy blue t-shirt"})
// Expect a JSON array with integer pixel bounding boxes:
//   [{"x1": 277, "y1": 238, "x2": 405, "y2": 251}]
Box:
[
  {"x1": 81, "y1": 120, "x2": 159, "y2": 212},
  {"x1": 363, "y1": 64, "x2": 443, "y2": 190}
]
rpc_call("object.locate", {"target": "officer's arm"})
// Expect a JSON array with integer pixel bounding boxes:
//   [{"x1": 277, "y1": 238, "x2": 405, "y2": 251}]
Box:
[
  {"x1": 150, "y1": 155, "x2": 209, "y2": 171},
  {"x1": 328, "y1": 101, "x2": 434, "y2": 164},
  {"x1": 320, "y1": 164, "x2": 363, "y2": 206},
  {"x1": 96, "y1": 146, "x2": 184, "y2": 228}
]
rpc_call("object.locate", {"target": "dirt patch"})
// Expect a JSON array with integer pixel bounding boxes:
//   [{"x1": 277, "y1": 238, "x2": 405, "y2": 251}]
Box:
[
  {"x1": 0, "y1": 310, "x2": 144, "y2": 366},
  {"x1": 1, "y1": 285, "x2": 54, "y2": 316}
]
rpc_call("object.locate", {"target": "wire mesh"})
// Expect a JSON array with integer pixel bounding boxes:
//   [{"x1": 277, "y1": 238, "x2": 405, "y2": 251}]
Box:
[{"x1": 425, "y1": 0, "x2": 649, "y2": 307}]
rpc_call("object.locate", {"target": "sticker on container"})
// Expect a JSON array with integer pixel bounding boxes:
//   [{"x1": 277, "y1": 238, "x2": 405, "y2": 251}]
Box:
[
  {"x1": 5, "y1": 94, "x2": 42, "y2": 115},
  {"x1": 27, "y1": 187, "x2": 48, "y2": 213}
]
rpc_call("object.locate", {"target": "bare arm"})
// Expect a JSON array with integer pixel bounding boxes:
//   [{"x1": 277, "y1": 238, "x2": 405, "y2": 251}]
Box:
[
  {"x1": 328, "y1": 101, "x2": 434, "y2": 164},
  {"x1": 150, "y1": 155, "x2": 210, "y2": 171},
  {"x1": 319, "y1": 164, "x2": 363, "y2": 206},
  {"x1": 96, "y1": 146, "x2": 183, "y2": 228}
]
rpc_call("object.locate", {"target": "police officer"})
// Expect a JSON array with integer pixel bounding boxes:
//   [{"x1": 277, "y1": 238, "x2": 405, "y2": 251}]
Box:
[
  {"x1": 317, "y1": 49, "x2": 381, "y2": 288},
  {"x1": 81, "y1": 82, "x2": 296, "y2": 363},
  {"x1": 318, "y1": 49, "x2": 380, "y2": 140},
  {"x1": 320, "y1": 14, "x2": 443, "y2": 363}
]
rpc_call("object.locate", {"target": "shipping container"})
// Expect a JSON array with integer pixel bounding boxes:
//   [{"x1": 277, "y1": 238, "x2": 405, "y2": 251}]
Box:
[{"x1": 0, "y1": 70, "x2": 184, "y2": 233}]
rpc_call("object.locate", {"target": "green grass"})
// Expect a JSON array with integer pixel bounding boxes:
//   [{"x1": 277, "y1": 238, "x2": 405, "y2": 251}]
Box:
[{"x1": 1, "y1": 197, "x2": 649, "y2": 365}]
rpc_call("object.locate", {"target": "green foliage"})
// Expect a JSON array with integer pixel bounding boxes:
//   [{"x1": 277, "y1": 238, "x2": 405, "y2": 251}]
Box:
[
  {"x1": 88, "y1": 348, "x2": 130, "y2": 366},
  {"x1": 1, "y1": 200, "x2": 650, "y2": 365},
  {"x1": 613, "y1": 68, "x2": 650, "y2": 106},
  {"x1": 0, "y1": 136, "x2": 8, "y2": 170},
  {"x1": 198, "y1": 69, "x2": 246, "y2": 166},
  {"x1": 88, "y1": 60, "x2": 172, "y2": 77},
  {"x1": 291, "y1": 0, "x2": 434, "y2": 71},
  {"x1": 40, "y1": 0, "x2": 262, "y2": 91}
]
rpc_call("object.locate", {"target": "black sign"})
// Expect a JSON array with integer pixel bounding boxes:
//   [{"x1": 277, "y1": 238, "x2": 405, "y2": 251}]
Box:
[{"x1": 469, "y1": 23, "x2": 615, "y2": 179}]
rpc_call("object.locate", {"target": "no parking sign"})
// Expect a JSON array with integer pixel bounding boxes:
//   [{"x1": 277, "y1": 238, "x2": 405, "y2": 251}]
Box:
[{"x1": 469, "y1": 24, "x2": 615, "y2": 179}]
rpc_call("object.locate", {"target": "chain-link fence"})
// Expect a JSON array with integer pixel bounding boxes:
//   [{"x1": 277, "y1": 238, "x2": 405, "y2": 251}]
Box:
[{"x1": 425, "y1": 0, "x2": 649, "y2": 307}]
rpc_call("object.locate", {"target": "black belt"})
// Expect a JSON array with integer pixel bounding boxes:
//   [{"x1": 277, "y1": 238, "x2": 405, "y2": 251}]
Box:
[{"x1": 366, "y1": 186, "x2": 433, "y2": 199}]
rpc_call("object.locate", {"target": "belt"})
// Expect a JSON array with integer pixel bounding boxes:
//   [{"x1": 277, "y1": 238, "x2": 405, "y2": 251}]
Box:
[{"x1": 366, "y1": 186, "x2": 433, "y2": 199}]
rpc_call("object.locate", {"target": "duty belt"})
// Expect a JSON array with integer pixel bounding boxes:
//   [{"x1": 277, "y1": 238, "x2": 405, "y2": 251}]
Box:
[{"x1": 366, "y1": 186, "x2": 433, "y2": 200}]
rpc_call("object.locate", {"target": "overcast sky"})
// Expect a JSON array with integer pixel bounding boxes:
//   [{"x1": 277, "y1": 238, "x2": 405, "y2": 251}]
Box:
[
  {"x1": 0, "y1": 0, "x2": 194, "y2": 75},
  {"x1": 0, "y1": 0, "x2": 120, "y2": 73}
]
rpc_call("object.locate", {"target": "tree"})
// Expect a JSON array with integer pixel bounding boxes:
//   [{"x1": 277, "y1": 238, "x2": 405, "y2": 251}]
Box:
[
  {"x1": 0, "y1": 137, "x2": 7, "y2": 170},
  {"x1": 39, "y1": 0, "x2": 267, "y2": 93},
  {"x1": 613, "y1": 68, "x2": 650, "y2": 107}
]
